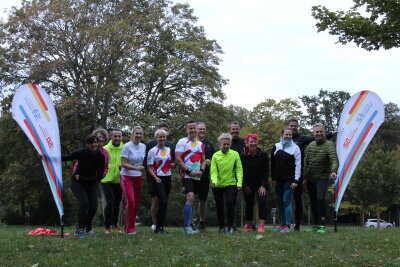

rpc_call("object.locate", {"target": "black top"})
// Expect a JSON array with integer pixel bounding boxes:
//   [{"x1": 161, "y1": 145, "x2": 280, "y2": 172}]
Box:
[
  {"x1": 230, "y1": 137, "x2": 245, "y2": 154},
  {"x1": 240, "y1": 147, "x2": 269, "y2": 190},
  {"x1": 200, "y1": 139, "x2": 215, "y2": 179},
  {"x1": 62, "y1": 147, "x2": 105, "y2": 184}
]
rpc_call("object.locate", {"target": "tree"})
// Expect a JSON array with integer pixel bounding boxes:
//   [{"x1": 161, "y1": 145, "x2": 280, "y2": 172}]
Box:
[
  {"x1": 299, "y1": 89, "x2": 350, "y2": 132},
  {"x1": 0, "y1": 0, "x2": 226, "y2": 147},
  {"x1": 373, "y1": 103, "x2": 400, "y2": 150},
  {"x1": 312, "y1": 1, "x2": 400, "y2": 51}
]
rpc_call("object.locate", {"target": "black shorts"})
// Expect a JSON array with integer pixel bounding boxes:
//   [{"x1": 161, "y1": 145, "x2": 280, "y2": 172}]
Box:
[
  {"x1": 198, "y1": 177, "x2": 210, "y2": 201},
  {"x1": 182, "y1": 178, "x2": 200, "y2": 195},
  {"x1": 146, "y1": 174, "x2": 157, "y2": 197}
]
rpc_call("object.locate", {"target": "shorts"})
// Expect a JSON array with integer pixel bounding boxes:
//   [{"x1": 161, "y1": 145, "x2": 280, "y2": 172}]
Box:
[
  {"x1": 198, "y1": 177, "x2": 210, "y2": 201},
  {"x1": 146, "y1": 174, "x2": 157, "y2": 197},
  {"x1": 182, "y1": 178, "x2": 200, "y2": 195}
]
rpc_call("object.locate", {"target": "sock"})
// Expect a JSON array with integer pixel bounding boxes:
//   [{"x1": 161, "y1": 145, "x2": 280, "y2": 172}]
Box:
[{"x1": 184, "y1": 204, "x2": 193, "y2": 227}]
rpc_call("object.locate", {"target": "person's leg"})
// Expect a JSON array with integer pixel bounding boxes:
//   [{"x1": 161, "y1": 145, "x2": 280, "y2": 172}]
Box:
[
  {"x1": 243, "y1": 188, "x2": 255, "y2": 226},
  {"x1": 198, "y1": 177, "x2": 210, "y2": 227},
  {"x1": 84, "y1": 183, "x2": 99, "y2": 232},
  {"x1": 293, "y1": 182, "x2": 303, "y2": 229},
  {"x1": 307, "y1": 180, "x2": 320, "y2": 226},
  {"x1": 155, "y1": 176, "x2": 171, "y2": 230},
  {"x1": 212, "y1": 187, "x2": 225, "y2": 229},
  {"x1": 131, "y1": 176, "x2": 143, "y2": 231},
  {"x1": 111, "y1": 183, "x2": 122, "y2": 228},
  {"x1": 282, "y1": 182, "x2": 293, "y2": 227},
  {"x1": 275, "y1": 182, "x2": 285, "y2": 226},
  {"x1": 182, "y1": 179, "x2": 195, "y2": 228},
  {"x1": 101, "y1": 183, "x2": 114, "y2": 229},
  {"x1": 147, "y1": 174, "x2": 158, "y2": 227},
  {"x1": 316, "y1": 179, "x2": 329, "y2": 226},
  {"x1": 257, "y1": 191, "x2": 267, "y2": 226},
  {"x1": 120, "y1": 175, "x2": 136, "y2": 234},
  {"x1": 226, "y1": 185, "x2": 238, "y2": 229},
  {"x1": 71, "y1": 180, "x2": 89, "y2": 230}
]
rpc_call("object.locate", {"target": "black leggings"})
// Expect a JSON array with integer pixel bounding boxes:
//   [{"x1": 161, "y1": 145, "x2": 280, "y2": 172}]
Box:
[
  {"x1": 101, "y1": 183, "x2": 122, "y2": 228},
  {"x1": 154, "y1": 176, "x2": 171, "y2": 229},
  {"x1": 71, "y1": 180, "x2": 98, "y2": 231},
  {"x1": 293, "y1": 182, "x2": 303, "y2": 225},
  {"x1": 212, "y1": 185, "x2": 237, "y2": 228},
  {"x1": 307, "y1": 179, "x2": 328, "y2": 226},
  {"x1": 243, "y1": 188, "x2": 267, "y2": 221}
]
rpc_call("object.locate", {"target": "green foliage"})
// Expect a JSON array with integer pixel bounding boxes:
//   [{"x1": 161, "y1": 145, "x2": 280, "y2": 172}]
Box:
[
  {"x1": 1, "y1": 225, "x2": 400, "y2": 266},
  {"x1": 312, "y1": 1, "x2": 400, "y2": 51}
]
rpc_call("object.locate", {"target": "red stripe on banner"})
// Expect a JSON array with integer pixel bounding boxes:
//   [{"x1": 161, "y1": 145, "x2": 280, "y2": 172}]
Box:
[
  {"x1": 23, "y1": 119, "x2": 63, "y2": 202},
  {"x1": 348, "y1": 91, "x2": 366, "y2": 114},
  {"x1": 335, "y1": 122, "x2": 374, "y2": 200},
  {"x1": 31, "y1": 83, "x2": 49, "y2": 111}
]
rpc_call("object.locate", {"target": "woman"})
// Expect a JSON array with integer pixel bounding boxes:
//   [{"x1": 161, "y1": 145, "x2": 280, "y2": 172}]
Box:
[
  {"x1": 210, "y1": 133, "x2": 243, "y2": 234},
  {"x1": 271, "y1": 127, "x2": 301, "y2": 233},
  {"x1": 120, "y1": 126, "x2": 146, "y2": 235},
  {"x1": 241, "y1": 134, "x2": 269, "y2": 232},
  {"x1": 62, "y1": 135, "x2": 105, "y2": 238},
  {"x1": 147, "y1": 129, "x2": 174, "y2": 234}
]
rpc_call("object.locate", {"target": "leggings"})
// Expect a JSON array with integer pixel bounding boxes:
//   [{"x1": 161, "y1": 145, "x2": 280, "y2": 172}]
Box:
[
  {"x1": 120, "y1": 175, "x2": 142, "y2": 234},
  {"x1": 101, "y1": 183, "x2": 122, "y2": 228},
  {"x1": 71, "y1": 180, "x2": 98, "y2": 231},
  {"x1": 275, "y1": 181, "x2": 293, "y2": 227},
  {"x1": 243, "y1": 187, "x2": 267, "y2": 221},
  {"x1": 293, "y1": 182, "x2": 303, "y2": 225},
  {"x1": 154, "y1": 176, "x2": 171, "y2": 229},
  {"x1": 307, "y1": 179, "x2": 328, "y2": 226},
  {"x1": 212, "y1": 185, "x2": 237, "y2": 228}
]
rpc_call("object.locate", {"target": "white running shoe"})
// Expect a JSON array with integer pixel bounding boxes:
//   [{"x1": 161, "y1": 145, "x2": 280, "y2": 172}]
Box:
[{"x1": 151, "y1": 224, "x2": 156, "y2": 231}]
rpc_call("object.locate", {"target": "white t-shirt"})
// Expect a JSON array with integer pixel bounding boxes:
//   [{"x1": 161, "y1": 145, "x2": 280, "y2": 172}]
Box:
[
  {"x1": 120, "y1": 141, "x2": 146, "y2": 177},
  {"x1": 175, "y1": 137, "x2": 204, "y2": 180}
]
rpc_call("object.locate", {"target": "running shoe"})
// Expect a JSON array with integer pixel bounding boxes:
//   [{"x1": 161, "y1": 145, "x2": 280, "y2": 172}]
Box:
[
  {"x1": 317, "y1": 226, "x2": 326, "y2": 233},
  {"x1": 111, "y1": 226, "x2": 122, "y2": 234},
  {"x1": 294, "y1": 224, "x2": 301, "y2": 231},
  {"x1": 183, "y1": 227, "x2": 199, "y2": 234},
  {"x1": 154, "y1": 228, "x2": 169, "y2": 234},
  {"x1": 279, "y1": 225, "x2": 291, "y2": 233},
  {"x1": 227, "y1": 227, "x2": 234, "y2": 234},
  {"x1": 127, "y1": 231, "x2": 136, "y2": 235},
  {"x1": 85, "y1": 229, "x2": 97, "y2": 236},
  {"x1": 104, "y1": 228, "x2": 112, "y2": 234},
  {"x1": 257, "y1": 224, "x2": 265, "y2": 233},
  {"x1": 151, "y1": 224, "x2": 156, "y2": 231},
  {"x1": 243, "y1": 224, "x2": 253, "y2": 232},
  {"x1": 218, "y1": 227, "x2": 226, "y2": 233},
  {"x1": 304, "y1": 226, "x2": 319, "y2": 232},
  {"x1": 76, "y1": 229, "x2": 86, "y2": 239},
  {"x1": 274, "y1": 225, "x2": 284, "y2": 232},
  {"x1": 198, "y1": 221, "x2": 206, "y2": 230}
]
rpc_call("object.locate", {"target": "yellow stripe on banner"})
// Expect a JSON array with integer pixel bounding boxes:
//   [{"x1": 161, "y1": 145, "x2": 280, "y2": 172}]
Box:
[
  {"x1": 346, "y1": 91, "x2": 369, "y2": 124},
  {"x1": 28, "y1": 84, "x2": 51, "y2": 122}
]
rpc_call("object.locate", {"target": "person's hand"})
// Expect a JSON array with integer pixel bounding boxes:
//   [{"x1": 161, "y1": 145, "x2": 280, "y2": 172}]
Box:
[
  {"x1": 211, "y1": 183, "x2": 216, "y2": 188},
  {"x1": 205, "y1": 159, "x2": 211, "y2": 166},
  {"x1": 237, "y1": 186, "x2": 242, "y2": 191},
  {"x1": 258, "y1": 186, "x2": 267, "y2": 196},
  {"x1": 290, "y1": 183, "x2": 298, "y2": 189},
  {"x1": 154, "y1": 177, "x2": 162, "y2": 183},
  {"x1": 332, "y1": 129, "x2": 338, "y2": 136},
  {"x1": 303, "y1": 180, "x2": 307, "y2": 187},
  {"x1": 330, "y1": 172, "x2": 337, "y2": 180},
  {"x1": 135, "y1": 166, "x2": 145, "y2": 171},
  {"x1": 75, "y1": 174, "x2": 80, "y2": 181},
  {"x1": 271, "y1": 180, "x2": 276, "y2": 187}
]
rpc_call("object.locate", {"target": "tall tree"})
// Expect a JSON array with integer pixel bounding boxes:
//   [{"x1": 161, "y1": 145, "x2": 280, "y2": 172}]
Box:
[{"x1": 312, "y1": 0, "x2": 400, "y2": 51}]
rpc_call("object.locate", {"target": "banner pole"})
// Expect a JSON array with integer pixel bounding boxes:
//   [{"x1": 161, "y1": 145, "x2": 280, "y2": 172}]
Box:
[
  {"x1": 60, "y1": 216, "x2": 64, "y2": 238},
  {"x1": 334, "y1": 211, "x2": 337, "y2": 232}
]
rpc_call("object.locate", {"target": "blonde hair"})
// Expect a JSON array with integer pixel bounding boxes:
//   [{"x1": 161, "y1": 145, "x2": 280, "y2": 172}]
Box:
[
  {"x1": 154, "y1": 129, "x2": 167, "y2": 139},
  {"x1": 218, "y1": 133, "x2": 232, "y2": 144}
]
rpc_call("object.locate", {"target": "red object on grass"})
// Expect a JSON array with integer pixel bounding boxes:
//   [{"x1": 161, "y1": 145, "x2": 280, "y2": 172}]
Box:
[{"x1": 28, "y1": 228, "x2": 70, "y2": 236}]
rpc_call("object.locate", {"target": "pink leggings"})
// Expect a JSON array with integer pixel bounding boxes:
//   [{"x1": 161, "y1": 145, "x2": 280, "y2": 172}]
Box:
[{"x1": 120, "y1": 175, "x2": 142, "y2": 234}]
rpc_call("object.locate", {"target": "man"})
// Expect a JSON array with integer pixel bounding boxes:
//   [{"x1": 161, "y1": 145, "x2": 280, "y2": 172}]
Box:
[
  {"x1": 303, "y1": 123, "x2": 338, "y2": 233},
  {"x1": 101, "y1": 129, "x2": 124, "y2": 234},
  {"x1": 145, "y1": 123, "x2": 175, "y2": 231},
  {"x1": 175, "y1": 120, "x2": 206, "y2": 234},
  {"x1": 196, "y1": 122, "x2": 215, "y2": 230},
  {"x1": 229, "y1": 122, "x2": 245, "y2": 153},
  {"x1": 288, "y1": 119, "x2": 335, "y2": 230}
]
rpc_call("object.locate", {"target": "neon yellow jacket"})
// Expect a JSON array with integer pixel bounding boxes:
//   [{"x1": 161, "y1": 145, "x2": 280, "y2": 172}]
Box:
[
  {"x1": 210, "y1": 149, "x2": 243, "y2": 187},
  {"x1": 101, "y1": 140, "x2": 124, "y2": 183}
]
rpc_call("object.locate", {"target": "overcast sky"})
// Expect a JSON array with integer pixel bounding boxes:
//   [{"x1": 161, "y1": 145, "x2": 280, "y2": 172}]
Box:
[{"x1": 1, "y1": 0, "x2": 399, "y2": 110}]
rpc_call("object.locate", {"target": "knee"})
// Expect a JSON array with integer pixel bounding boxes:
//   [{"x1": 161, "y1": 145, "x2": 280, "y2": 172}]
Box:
[{"x1": 186, "y1": 193, "x2": 194, "y2": 203}]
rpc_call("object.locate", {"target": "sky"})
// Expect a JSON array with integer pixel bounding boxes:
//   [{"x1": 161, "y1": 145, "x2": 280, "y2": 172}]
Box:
[{"x1": 1, "y1": 0, "x2": 399, "y2": 110}]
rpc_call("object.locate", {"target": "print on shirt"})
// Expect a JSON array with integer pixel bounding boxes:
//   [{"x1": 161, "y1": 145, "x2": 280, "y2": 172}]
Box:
[{"x1": 147, "y1": 146, "x2": 173, "y2": 176}]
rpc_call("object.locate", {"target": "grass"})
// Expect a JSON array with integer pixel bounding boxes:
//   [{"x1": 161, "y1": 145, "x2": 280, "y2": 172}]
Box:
[{"x1": 0, "y1": 224, "x2": 399, "y2": 266}]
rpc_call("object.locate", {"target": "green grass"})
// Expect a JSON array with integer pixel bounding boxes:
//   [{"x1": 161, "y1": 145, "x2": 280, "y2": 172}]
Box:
[{"x1": 0, "y1": 225, "x2": 399, "y2": 266}]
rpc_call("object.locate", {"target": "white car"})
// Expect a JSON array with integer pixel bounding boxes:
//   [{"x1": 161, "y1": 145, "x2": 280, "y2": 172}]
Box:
[{"x1": 365, "y1": 219, "x2": 393, "y2": 228}]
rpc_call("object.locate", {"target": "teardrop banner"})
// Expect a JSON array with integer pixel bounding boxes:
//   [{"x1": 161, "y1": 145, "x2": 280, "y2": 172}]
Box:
[
  {"x1": 334, "y1": 91, "x2": 384, "y2": 215},
  {"x1": 11, "y1": 84, "x2": 64, "y2": 219}
]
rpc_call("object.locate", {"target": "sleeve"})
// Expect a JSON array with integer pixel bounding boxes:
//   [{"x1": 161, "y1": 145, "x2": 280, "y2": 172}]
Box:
[
  {"x1": 80, "y1": 154, "x2": 105, "y2": 182},
  {"x1": 120, "y1": 144, "x2": 129, "y2": 159},
  {"x1": 175, "y1": 139, "x2": 185, "y2": 153},
  {"x1": 326, "y1": 132, "x2": 334, "y2": 140},
  {"x1": 201, "y1": 142, "x2": 205, "y2": 156},
  {"x1": 61, "y1": 148, "x2": 82, "y2": 162},
  {"x1": 210, "y1": 153, "x2": 218, "y2": 185},
  {"x1": 294, "y1": 146, "x2": 301, "y2": 182},
  {"x1": 270, "y1": 145, "x2": 276, "y2": 180},
  {"x1": 261, "y1": 152, "x2": 269, "y2": 188},
  {"x1": 240, "y1": 153, "x2": 247, "y2": 185},
  {"x1": 328, "y1": 142, "x2": 339, "y2": 173},
  {"x1": 102, "y1": 149, "x2": 109, "y2": 178},
  {"x1": 235, "y1": 153, "x2": 243, "y2": 187},
  {"x1": 304, "y1": 145, "x2": 310, "y2": 179},
  {"x1": 303, "y1": 135, "x2": 315, "y2": 146},
  {"x1": 169, "y1": 142, "x2": 176, "y2": 161},
  {"x1": 147, "y1": 148, "x2": 155, "y2": 166}
]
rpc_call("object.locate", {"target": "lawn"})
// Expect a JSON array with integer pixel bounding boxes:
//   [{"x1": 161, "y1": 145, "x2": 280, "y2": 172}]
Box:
[{"x1": 0, "y1": 224, "x2": 398, "y2": 266}]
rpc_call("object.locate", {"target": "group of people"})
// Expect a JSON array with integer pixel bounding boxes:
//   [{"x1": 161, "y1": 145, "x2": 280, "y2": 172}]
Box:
[{"x1": 62, "y1": 119, "x2": 338, "y2": 238}]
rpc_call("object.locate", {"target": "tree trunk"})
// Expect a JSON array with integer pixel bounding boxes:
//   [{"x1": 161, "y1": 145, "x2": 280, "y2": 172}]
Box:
[
  {"x1": 376, "y1": 202, "x2": 381, "y2": 229},
  {"x1": 360, "y1": 207, "x2": 365, "y2": 227}
]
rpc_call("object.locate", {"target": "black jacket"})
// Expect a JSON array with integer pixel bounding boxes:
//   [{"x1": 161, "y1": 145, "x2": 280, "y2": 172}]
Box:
[
  {"x1": 231, "y1": 137, "x2": 245, "y2": 153},
  {"x1": 240, "y1": 147, "x2": 269, "y2": 190},
  {"x1": 62, "y1": 147, "x2": 105, "y2": 184}
]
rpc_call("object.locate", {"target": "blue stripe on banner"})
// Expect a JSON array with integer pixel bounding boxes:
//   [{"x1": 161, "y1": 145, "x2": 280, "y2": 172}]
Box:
[{"x1": 19, "y1": 105, "x2": 63, "y2": 209}]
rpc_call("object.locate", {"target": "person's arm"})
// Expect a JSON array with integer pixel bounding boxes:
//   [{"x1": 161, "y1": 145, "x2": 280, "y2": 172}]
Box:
[
  {"x1": 327, "y1": 142, "x2": 339, "y2": 179},
  {"x1": 270, "y1": 145, "x2": 276, "y2": 186},
  {"x1": 294, "y1": 146, "x2": 301, "y2": 183},
  {"x1": 261, "y1": 151, "x2": 269, "y2": 188},
  {"x1": 102, "y1": 149, "x2": 109, "y2": 178},
  {"x1": 61, "y1": 148, "x2": 82, "y2": 162},
  {"x1": 235, "y1": 153, "x2": 243, "y2": 189},
  {"x1": 79, "y1": 154, "x2": 105, "y2": 182},
  {"x1": 121, "y1": 157, "x2": 144, "y2": 171},
  {"x1": 210, "y1": 154, "x2": 218, "y2": 187}
]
